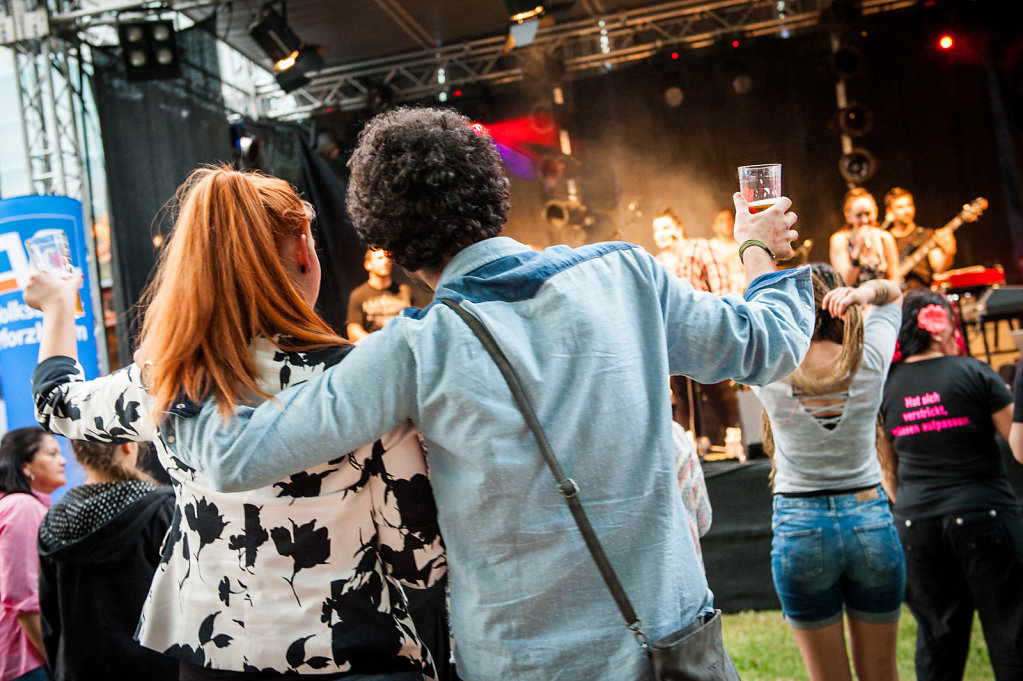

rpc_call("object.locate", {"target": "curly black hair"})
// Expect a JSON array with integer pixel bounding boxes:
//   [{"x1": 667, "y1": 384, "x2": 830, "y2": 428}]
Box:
[
  {"x1": 897, "y1": 289, "x2": 954, "y2": 360},
  {"x1": 346, "y1": 107, "x2": 511, "y2": 272}
]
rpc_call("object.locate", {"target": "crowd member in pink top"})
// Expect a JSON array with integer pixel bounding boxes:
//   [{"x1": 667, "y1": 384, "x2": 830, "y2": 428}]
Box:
[{"x1": 0, "y1": 427, "x2": 66, "y2": 681}]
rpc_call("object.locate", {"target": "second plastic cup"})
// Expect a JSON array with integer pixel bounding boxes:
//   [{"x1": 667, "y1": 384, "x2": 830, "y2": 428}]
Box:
[{"x1": 24, "y1": 229, "x2": 84, "y2": 318}]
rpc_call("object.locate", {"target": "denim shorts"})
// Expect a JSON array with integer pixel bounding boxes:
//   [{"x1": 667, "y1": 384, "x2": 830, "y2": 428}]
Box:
[{"x1": 771, "y1": 486, "x2": 905, "y2": 629}]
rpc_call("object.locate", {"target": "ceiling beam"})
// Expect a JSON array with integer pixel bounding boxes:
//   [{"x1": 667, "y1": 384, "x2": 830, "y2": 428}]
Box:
[{"x1": 371, "y1": 0, "x2": 436, "y2": 49}]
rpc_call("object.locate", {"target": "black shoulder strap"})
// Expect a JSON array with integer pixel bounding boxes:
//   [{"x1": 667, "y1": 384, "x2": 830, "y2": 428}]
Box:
[{"x1": 437, "y1": 297, "x2": 649, "y2": 647}]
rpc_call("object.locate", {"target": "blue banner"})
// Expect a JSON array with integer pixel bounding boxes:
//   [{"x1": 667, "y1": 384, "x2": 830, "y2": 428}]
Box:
[{"x1": 0, "y1": 195, "x2": 101, "y2": 496}]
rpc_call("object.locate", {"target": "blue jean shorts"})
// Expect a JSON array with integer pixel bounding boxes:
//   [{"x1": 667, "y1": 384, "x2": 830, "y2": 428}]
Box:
[{"x1": 771, "y1": 486, "x2": 905, "y2": 629}]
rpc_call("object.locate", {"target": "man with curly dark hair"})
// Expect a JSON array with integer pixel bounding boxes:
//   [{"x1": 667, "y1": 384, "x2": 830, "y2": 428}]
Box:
[
  {"x1": 345, "y1": 108, "x2": 511, "y2": 274},
  {"x1": 180, "y1": 107, "x2": 814, "y2": 681}
]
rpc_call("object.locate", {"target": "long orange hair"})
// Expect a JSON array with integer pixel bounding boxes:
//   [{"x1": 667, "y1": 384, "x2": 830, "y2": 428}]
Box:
[{"x1": 137, "y1": 165, "x2": 346, "y2": 421}]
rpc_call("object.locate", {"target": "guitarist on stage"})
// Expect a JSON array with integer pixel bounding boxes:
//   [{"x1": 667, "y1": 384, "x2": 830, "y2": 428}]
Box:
[{"x1": 884, "y1": 187, "x2": 957, "y2": 289}]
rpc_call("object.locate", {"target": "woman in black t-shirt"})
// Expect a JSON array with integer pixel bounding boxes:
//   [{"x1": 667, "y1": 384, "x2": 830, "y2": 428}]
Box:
[{"x1": 880, "y1": 290, "x2": 1023, "y2": 681}]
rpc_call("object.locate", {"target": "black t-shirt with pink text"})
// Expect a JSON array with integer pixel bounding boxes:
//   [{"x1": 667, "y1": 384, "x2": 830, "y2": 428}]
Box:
[{"x1": 881, "y1": 355, "x2": 1017, "y2": 521}]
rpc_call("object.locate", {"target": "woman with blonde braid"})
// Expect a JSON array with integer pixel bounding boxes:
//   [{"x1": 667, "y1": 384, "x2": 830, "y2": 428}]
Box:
[{"x1": 755, "y1": 263, "x2": 903, "y2": 681}]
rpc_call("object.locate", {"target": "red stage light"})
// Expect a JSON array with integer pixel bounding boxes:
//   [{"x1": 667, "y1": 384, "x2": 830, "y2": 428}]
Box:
[
  {"x1": 731, "y1": 39, "x2": 740, "y2": 48},
  {"x1": 671, "y1": 51, "x2": 679, "y2": 60},
  {"x1": 939, "y1": 34, "x2": 953, "y2": 50},
  {"x1": 454, "y1": 89, "x2": 463, "y2": 97}
]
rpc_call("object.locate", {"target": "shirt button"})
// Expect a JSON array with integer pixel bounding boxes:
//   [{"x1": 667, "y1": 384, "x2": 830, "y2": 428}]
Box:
[{"x1": 167, "y1": 435, "x2": 176, "y2": 444}]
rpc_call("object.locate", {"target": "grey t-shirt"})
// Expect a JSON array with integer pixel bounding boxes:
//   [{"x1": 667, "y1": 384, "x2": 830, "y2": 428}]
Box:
[{"x1": 755, "y1": 303, "x2": 902, "y2": 494}]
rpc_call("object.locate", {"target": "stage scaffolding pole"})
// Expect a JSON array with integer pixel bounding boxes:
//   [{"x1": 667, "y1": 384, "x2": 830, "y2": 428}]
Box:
[{"x1": 2, "y1": 0, "x2": 108, "y2": 374}]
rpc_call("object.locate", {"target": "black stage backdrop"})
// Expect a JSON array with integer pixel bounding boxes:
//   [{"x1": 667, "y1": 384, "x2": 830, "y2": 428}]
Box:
[
  {"x1": 92, "y1": 18, "x2": 232, "y2": 366},
  {"x1": 296, "y1": 137, "x2": 366, "y2": 334}
]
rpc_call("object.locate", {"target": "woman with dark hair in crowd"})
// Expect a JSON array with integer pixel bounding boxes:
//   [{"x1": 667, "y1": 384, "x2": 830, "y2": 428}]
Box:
[
  {"x1": 757, "y1": 264, "x2": 903, "y2": 681},
  {"x1": 830, "y1": 188, "x2": 900, "y2": 286},
  {"x1": 26, "y1": 165, "x2": 446, "y2": 680},
  {"x1": 37, "y1": 439, "x2": 177, "y2": 680},
  {"x1": 881, "y1": 289, "x2": 1023, "y2": 681},
  {"x1": 0, "y1": 427, "x2": 65, "y2": 681}
]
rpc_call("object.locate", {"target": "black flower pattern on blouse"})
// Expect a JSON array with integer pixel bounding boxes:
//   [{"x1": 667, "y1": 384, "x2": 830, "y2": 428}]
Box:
[{"x1": 31, "y1": 342, "x2": 446, "y2": 677}]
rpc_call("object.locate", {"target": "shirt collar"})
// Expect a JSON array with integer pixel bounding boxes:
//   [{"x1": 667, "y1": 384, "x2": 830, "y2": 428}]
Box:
[{"x1": 437, "y1": 236, "x2": 532, "y2": 287}]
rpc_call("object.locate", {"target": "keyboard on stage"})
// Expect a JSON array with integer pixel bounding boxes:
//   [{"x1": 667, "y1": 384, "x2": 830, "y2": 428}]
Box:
[
  {"x1": 974, "y1": 284, "x2": 1023, "y2": 364},
  {"x1": 932, "y1": 265, "x2": 1005, "y2": 290},
  {"x1": 977, "y1": 285, "x2": 1023, "y2": 318}
]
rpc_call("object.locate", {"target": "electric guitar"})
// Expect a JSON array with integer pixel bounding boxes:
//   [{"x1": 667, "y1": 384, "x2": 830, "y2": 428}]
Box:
[{"x1": 896, "y1": 197, "x2": 987, "y2": 281}]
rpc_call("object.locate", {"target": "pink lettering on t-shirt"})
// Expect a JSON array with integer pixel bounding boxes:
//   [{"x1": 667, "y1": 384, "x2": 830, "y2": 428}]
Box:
[{"x1": 893, "y1": 393, "x2": 968, "y2": 437}]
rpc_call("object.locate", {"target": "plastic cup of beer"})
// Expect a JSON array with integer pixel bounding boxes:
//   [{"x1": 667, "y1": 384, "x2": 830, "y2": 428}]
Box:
[
  {"x1": 24, "y1": 229, "x2": 85, "y2": 318},
  {"x1": 738, "y1": 164, "x2": 782, "y2": 214}
]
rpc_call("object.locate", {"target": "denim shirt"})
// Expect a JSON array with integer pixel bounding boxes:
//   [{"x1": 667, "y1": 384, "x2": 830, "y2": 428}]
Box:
[{"x1": 172, "y1": 237, "x2": 813, "y2": 681}]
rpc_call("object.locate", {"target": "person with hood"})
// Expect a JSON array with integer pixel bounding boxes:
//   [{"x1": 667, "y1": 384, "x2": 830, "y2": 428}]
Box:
[{"x1": 37, "y1": 439, "x2": 176, "y2": 680}]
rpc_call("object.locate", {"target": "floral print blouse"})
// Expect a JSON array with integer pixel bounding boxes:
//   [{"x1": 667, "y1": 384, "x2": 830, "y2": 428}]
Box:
[{"x1": 33, "y1": 340, "x2": 446, "y2": 676}]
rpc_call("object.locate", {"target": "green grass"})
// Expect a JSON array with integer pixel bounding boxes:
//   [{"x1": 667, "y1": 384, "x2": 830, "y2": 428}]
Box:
[{"x1": 721, "y1": 607, "x2": 994, "y2": 681}]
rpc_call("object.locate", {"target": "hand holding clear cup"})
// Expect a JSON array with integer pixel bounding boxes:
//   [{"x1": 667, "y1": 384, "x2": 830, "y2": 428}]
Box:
[
  {"x1": 23, "y1": 229, "x2": 85, "y2": 318},
  {"x1": 734, "y1": 163, "x2": 798, "y2": 261}
]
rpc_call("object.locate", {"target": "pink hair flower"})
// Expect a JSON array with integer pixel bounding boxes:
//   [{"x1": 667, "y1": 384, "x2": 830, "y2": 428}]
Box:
[
  {"x1": 917, "y1": 304, "x2": 949, "y2": 334},
  {"x1": 892, "y1": 340, "x2": 902, "y2": 363}
]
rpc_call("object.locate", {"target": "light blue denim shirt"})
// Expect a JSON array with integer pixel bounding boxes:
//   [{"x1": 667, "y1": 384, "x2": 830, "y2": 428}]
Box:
[{"x1": 171, "y1": 237, "x2": 813, "y2": 681}]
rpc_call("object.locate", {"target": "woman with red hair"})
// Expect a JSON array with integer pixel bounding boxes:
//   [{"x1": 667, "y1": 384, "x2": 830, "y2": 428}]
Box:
[{"x1": 25, "y1": 166, "x2": 445, "y2": 680}]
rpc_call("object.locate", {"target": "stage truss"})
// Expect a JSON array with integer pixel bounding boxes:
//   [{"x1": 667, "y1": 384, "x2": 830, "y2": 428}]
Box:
[
  {"x1": 251, "y1": 0, "x2": 917, "y2": 119},
  {"x1": 1, "y1": 0, "x2": 918, "y2": 194}
]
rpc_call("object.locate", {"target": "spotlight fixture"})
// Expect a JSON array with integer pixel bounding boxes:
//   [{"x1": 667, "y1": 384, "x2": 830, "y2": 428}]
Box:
[
  {"x1": 544, "y1": 199, "x2": 591, "y2": 230},
  {"x1": 504, "y1": 1, "x2": 545, "y2": 49},
  {"x1": 663, "y1": 85, "x2": 684, "y2": 108},
  {"x1": 839, "y1": 148, "x2": 876, "y2": 184},
  {"x1": 731, "y1": 74, "x2": 753, "y2": 95},
  {"x1": 118, "y1": 19, "x2": 181, "y2": 82},
  {"x1": 837, "y1": 102, "x2": 873, "y2": 136},
  {"x1": 230, "y1": 122, "x2": 261, "y2": 171},
  {"x1": 832, "y1": 44, "x2": 863, "y2": 77},
  {"x1": 506, "y1": 1, "x2": 545, "y2": 23},
  {"x1": 249, "y1": 3, "x2": 325, "y2": 93}
]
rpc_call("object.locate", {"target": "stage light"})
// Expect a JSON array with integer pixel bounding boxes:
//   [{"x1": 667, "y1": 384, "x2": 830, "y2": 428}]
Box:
[
  {"x1": 838, "y1": 102, "x2": 873, "y2": 136},
  {"x1": 249, "y1": 6, "x2": 302, "y2": 65},
  {"x1": 731, "y1": 39, "x2": 740, "y2": 48},
  {"x1": 732, "y1": 74, "x2": 753, "y2": 95},
  {"x1": 506, "y1": 1, "x2": 545, "y2": 23},
  {"x1": 671, "y1": 51, "x2": 679, "y2": 60},
  {"x1": 249, "y1": 3, "x2": 324, "y2": 93},
  {"x1": 939, "y1": 34, "x2": 954, "y2": 50},
  {"x1": 832, "y1": 44, "x2": 863, "y2": 77},
  {"x1": 663, "y1": 86, "x2": 684, "y2": 107},
  {"x1": 544, "y1": 199, "x2": 590, "y2": 230},
  {"x1": 839, "y1": 148, "x2": 876, "y2": 184},
  {"x1": 118, "y1": 20, "x2": 181, "y2": 82},
  {"x1": 505, "y1": 1, "x2": 545, "y2": 48}
]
